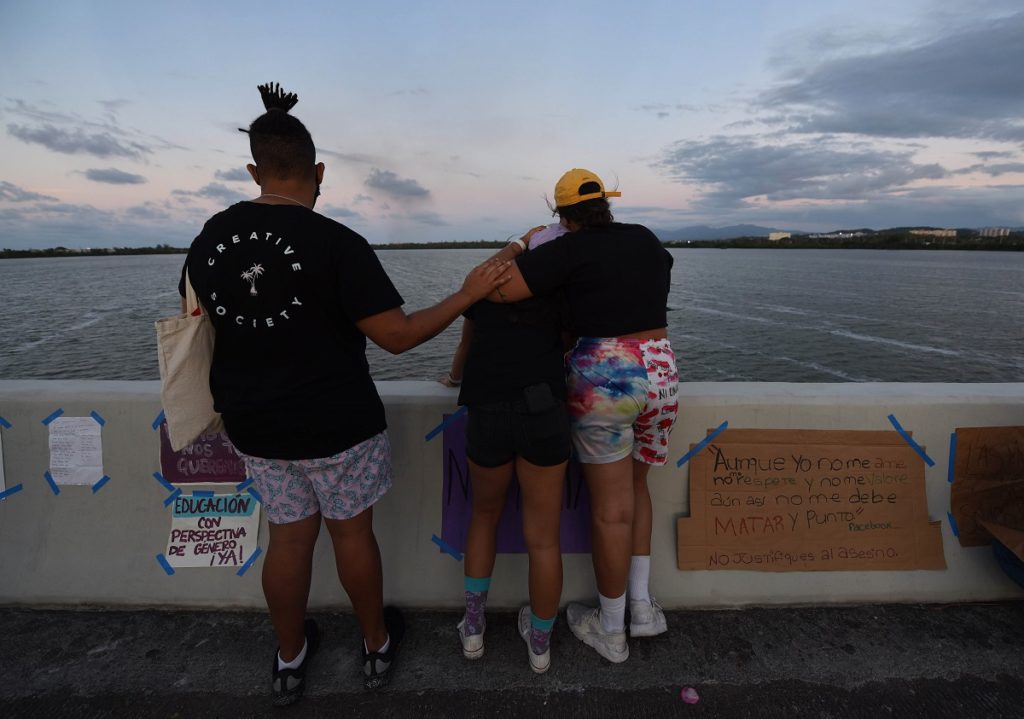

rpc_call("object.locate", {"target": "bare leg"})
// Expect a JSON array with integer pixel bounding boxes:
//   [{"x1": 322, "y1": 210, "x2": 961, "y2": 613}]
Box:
[
  {"x1": 516, "y1": 457, "x2": 567, "y2": 619},
  {"x1": 581, "y1": 456, "x2": 635, "y2": 598},
  {"x1": 263, "y1": 513, "x2": 322, "y2": 661},
  {"x1": 631, "y1": 460, "x2": 653, "y2": 556},
  {"x1": 464, "y1": 459, "x2": 516, "y2": 579},
  {"x1": 324, "y1": 508, "x2": 387, "y2": 652}
]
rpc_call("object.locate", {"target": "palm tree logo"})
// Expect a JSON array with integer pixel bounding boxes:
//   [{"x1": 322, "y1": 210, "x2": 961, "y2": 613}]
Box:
[{"x1": 241, "y1": 263, "x2": 265, "y2": 296}]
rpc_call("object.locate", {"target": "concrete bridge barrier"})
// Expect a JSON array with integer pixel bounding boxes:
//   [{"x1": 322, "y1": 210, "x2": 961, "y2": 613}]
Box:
[{"x1": 0, "y1": 380, "x2": 1021, "y2": 608}]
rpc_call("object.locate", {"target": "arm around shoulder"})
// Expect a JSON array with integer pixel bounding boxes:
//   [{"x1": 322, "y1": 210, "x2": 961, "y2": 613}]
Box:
[
  {"x1": 357, "y1": 259, "x2": 511, "y2": 354},
  {"x1": 485, "y1": 260, "x2": 532, "y2": 303}
]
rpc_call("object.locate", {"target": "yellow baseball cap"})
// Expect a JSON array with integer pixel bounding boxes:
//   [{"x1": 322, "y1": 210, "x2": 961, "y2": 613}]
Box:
[{"x1": 553, "y1": 168, "x2": 622, "y2": 208}]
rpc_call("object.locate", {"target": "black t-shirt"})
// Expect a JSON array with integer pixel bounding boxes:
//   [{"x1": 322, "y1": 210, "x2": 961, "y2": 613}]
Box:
[
  {"x1": 457, "y1": 295, "x2": 566, "y2": 406},
  {"x1": 179, "y1": 202, "x2": 403, "y2": 460},
  {"x1": 516, "y1": 223, "x2": 673, "y2": 337}
]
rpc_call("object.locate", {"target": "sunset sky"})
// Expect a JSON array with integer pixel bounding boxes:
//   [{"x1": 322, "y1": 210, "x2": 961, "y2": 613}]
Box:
[{"x1": 1, "y1": 0, "x2": 1022, "y2": 248}]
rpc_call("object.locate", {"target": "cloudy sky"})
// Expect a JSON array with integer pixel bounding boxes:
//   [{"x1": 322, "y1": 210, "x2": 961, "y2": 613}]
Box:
[{"x1": 1, "y1": 0, "x2": 1022, "y2": 248}]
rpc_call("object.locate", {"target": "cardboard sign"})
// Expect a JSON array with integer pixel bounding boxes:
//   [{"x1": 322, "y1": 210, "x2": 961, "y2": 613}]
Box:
[
  {"x1": 165, "y1": 492, "x2": 260, "y2": 568},
  {"x1": 158, "y1": 421, "x2": 246, "y2": 484},
  {"x1": 440, "y1": 411, "x2": 592, "y2": 553},
  {"x1": 950, "y1": 426, "x2": 1024, "y2": 561},
  {"x1": 677, "y1": 428, "x2": 945, "y2": 571}
]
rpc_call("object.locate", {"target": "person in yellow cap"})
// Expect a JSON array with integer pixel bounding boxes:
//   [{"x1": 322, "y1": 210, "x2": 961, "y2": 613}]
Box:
[{"x1": 483, "y1": 168, "x2": 679, "y2": 663}]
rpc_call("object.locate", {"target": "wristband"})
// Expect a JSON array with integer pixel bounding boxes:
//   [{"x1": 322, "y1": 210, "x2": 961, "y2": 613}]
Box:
[
  {"x1": 446, "y1": 372, "x2": 462, "y2": 387},
  {"x1": 509, "y1": 238, "x2": 527, "y2": 253}
]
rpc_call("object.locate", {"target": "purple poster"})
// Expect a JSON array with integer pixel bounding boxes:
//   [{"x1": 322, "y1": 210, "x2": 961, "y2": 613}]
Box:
[
  {"x1": 441, "y1": 411, "x2": 592, "y2": 553},
  {"x1": 158, "y1": 421, "x2": 246, "y2": 484}
]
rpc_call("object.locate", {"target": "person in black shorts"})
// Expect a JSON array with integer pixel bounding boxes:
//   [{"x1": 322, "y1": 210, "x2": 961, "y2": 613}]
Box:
[{"x1": 441, "y1": 260, "x2": 571, "y2": 673}]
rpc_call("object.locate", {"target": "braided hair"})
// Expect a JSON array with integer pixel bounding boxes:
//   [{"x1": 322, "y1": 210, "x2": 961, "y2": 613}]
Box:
[{"x1": 242, "y1": 82, "x2": 315, "y2": 180}]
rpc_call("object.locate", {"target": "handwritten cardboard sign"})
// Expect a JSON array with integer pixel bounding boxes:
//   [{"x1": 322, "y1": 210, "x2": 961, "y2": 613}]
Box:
[
  {"x1": 950, "y1": 426, "x2": 1024, "y2": 561},
  {"x1": 165, "y1": 492, "x2": 260, "y2": 568},
  {"x1": 158, "y1": 421, "x2": 246, "y2": 484},
  {"x1": 441, "y1": 411, "x2": 592, "y2": 553},
  {"x1": 677, "y1": 428, "x2": 945, "y2": 571}
]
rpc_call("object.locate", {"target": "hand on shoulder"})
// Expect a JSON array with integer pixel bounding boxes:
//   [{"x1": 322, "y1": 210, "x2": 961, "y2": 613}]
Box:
[{"x1": 461, "y1": 259, "x2": 512, "y2": 302}]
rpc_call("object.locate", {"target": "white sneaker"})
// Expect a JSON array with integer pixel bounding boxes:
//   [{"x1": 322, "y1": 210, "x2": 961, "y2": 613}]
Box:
[
  {"x1": 457, "y1": 615, "x2": 484, "y2": 659},
  {"x1": 629, "y1": 597, "x2": 668, "y2": 637},
  {"x1": 566, "y1": 602, "x2": 628, "y2": 663},
  {"x1": 517, "y1": 606, "x2": 551, "y2": 674}
]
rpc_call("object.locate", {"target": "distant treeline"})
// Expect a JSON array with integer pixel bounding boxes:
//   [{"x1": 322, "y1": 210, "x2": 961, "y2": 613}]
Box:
[
  {"x1": 5, "y1": 231, "x2": 1024, "y2": 258},
  {"x1": 372, "y1": 240, "x2": 507, "y2": 250},
  {"x1": 0, "y1": 244, "x2": 188, "y2": 259},
  {"x1": 666, "y1": 232, "x2": 1024, "y2": 251},
  {"x1": 1, "y1": 241, "x2": 507, "y2": 259}
]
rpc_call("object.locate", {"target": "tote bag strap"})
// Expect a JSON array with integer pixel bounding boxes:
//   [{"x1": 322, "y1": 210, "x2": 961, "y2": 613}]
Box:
[{"x1": 184, "y1": 269, "x2": 202, "y2": 316}]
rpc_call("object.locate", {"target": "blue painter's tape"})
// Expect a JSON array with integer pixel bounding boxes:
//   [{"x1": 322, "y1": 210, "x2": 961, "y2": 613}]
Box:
[
  {"x1": 236, "y1": 546, "x2": 263, "y2": 577},
  {"x1": 191, "y1": 490, "x2": 215, "y2": 497},
  {"x1": 41, "y1": 408, "x2": 64, "y2": 426},
  {"x1": 424, "y1": 405, "x2": 468, "y2": 442},
  {"x1": 887, "y1": 414, "x2": 935, "y2": 467},
  {"x1": 677, "y1": 421, "x2": 730, "y2": 468},
  {"x1": 0, "y1": 484, "x2": 24, "y2": 500},
  {"x1": 431, "y1": 533, "x2": 463, "y2": 561},
  {"x1": 91, "y1": 475, "x2": 111, "y2": 494},
  {"x1": 90, "y1": 410, "x2": 106, "y2": 426},
  {"x1": 947, "y1": 433, "x2": 957, "y2": 484},
  {"x1": 152, "y1": 410, "x2": 166, "y2": 431},
  {"x1": 156, "y1": 553, "x2": 175, "y2": 575},
  {"x1": 247, "y1": 487, "x2": 263, "y2": 504},
  {"x1": 163, "y1": 488, "x2": 182, "y2": 507},
  {"x1": 0, "y1": 416, "x2": 11, "y2": 429},
  {"x1": 152, "y1": 472, "x2": 175, "y2": 492},
  {"x1": 235, "y1": 477, "x2": 254, "y2": 492},
  {"x1": 44, "y1": 471, "x2": 60, "y2": 495},
  {"x1": 947, "y1": 511, "x2": 960, "y2": 537}
]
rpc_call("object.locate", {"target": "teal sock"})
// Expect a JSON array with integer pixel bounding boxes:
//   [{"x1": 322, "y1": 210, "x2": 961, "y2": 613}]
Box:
[{"x1": 464, "y1": 576, "x2": 492, "y2": 593}]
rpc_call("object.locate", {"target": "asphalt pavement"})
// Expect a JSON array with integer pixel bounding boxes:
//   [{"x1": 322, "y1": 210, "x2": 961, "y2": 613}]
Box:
[{"x1": 2, "y1": 602, "x2": 1022, "y2": 718}]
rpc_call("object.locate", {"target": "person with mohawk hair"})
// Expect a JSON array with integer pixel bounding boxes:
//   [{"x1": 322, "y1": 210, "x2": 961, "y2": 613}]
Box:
[{"x1": 178, "y1": 83, "x2": 510, "y2": 705}]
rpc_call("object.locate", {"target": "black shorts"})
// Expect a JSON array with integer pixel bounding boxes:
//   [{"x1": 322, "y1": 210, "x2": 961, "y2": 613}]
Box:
[{"x1": 465, "y1": 397, "x2": 571, "y2": 468}]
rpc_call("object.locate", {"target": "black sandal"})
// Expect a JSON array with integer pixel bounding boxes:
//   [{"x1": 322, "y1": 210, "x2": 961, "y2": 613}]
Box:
[
  {"x1": 362, "y1": 607, "x2": 405, "y2": 690},
  {"x1": 271, "y1": 618, "x2": 320, "y2": 706}
]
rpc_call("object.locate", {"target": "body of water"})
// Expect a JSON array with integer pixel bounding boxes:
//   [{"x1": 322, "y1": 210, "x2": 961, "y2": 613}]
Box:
[{"x1": 1, "y1": 249, "x2": 1021, "y2": 383}]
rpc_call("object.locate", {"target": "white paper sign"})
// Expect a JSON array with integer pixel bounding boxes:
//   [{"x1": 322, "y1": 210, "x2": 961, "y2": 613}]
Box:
[
  {"x1": 48, "y1": 416, "x2": 103, "y2": 485},
  {"x1": 165, "y1": 492, "x2": 261, "y2": 568}
]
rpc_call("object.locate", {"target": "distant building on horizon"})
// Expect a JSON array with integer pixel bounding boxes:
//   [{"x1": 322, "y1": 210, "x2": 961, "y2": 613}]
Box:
[
  {"x1": 978, "y1": 227, "x2": 1010, "y2": 238},
  {"x1": 768, "y1": 232, "x2": 791, "y2": 241}
]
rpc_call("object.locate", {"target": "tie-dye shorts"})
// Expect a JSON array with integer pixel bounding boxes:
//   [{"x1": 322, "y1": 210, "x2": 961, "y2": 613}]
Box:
[
  {"x1": 566, "y1": 338, "x2": 679, "y2": 465},
  {"x1": 238, "y1": 431, "x2": 392, "y2": 524}
]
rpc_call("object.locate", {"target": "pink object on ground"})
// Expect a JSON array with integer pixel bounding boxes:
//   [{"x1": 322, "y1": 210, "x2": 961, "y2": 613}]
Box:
[{"x1": 680, "y1": 687, "x2": 700, "y2": 704}]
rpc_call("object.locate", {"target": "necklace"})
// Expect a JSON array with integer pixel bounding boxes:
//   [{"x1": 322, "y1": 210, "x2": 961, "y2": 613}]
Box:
[{"x1": 258, "y1": 193, "x2": 306, "y2": 207}]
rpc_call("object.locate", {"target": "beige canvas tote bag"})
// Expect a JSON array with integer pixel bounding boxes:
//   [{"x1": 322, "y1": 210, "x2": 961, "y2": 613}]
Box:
[{"x1": 155, "y1": 270, "x2": 224, "y2": 450}]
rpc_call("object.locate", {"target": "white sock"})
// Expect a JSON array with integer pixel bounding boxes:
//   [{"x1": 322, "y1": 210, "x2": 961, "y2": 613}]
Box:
[
  {"x1": 277, "y1": 639, "x2": 307, "y2": 671},
  {"x1": 364, "y1": 634, "x2": 391, "y2": 655},
  {"x1": 629, "y1": 555, "x2": 651, "y2": 603},
  {"x1": 598, "y1": 591, "x2": 626, "y2": 633}
]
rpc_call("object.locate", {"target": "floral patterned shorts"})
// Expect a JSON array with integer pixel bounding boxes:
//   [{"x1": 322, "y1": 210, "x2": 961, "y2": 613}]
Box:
[
  {"x1": 239, "y1": 431, "x2": 392, "y2": 524},
  {"x1": 567, "y1": 338, "x2": 679, "y2": 465}
]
